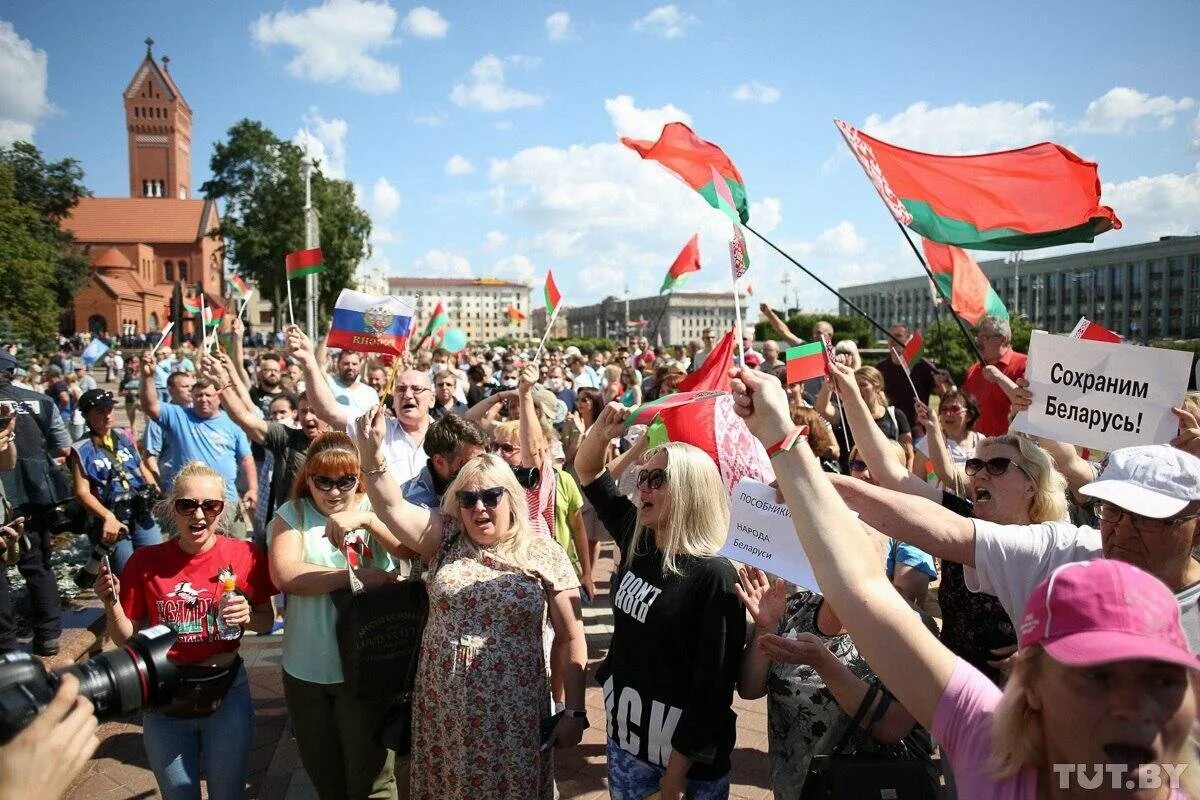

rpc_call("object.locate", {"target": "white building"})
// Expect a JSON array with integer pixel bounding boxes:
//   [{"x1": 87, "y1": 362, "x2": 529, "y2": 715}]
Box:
[{"x1": 385, "y1": 277, "x2": 531, "y2": 343}]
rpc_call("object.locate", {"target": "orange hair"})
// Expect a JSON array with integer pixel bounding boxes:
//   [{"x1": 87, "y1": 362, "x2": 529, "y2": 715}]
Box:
[{"x1": 290, "y1": 431, "x2": 364, "y2": 502}]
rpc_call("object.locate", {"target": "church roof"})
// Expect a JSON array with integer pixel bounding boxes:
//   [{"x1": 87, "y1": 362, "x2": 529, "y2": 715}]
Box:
[
  {"x1": 63, "y1": 197, "x2": 217, "y2": 244},
  {"x1": 93, "y1": 271, "x2": 168, "y2": 301},
  {"x1": 124, "y1": 52, "x2": 190, "y2": 112},
  {"x1": 90, "y1": 247, "x2": 131, "y2": 269}
]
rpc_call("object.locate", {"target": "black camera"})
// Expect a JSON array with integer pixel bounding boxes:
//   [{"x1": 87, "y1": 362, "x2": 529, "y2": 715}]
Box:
[{"x1": 0, "y1": 625, "x2": 178, "y2": 744}]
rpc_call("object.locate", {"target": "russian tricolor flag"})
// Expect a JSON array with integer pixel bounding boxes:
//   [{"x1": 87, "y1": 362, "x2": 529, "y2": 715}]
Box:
[{"x1": 327, "y1": 289, "x2": 415, "y2": 356}]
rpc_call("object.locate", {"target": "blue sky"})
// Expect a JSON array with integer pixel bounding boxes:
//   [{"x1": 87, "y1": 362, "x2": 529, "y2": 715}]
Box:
[{"x1": 4, "y1": 0, "x2": 1198, "y2": 317}]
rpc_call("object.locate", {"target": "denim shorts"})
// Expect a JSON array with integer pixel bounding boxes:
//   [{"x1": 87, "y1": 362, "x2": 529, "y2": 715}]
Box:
[{"x1": 606, "y1": 738, "x2": 731, "y2": 800}]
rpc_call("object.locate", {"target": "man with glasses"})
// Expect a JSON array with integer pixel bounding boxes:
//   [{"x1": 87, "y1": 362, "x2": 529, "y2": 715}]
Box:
[
  {"x1": 430, "y1": 369, "x2": 467, "y2": 420},
  {"x1": 875, "y1": 322, "x2": 938, "y2": 430},
  {"x1": 287, "y1": 325, "x2": 432, "y2": 484},
  {"x1": 963, "y1": 315, "x2": 1027, "y2": 436},
  {"x1": 839, "y1": 443, "x2": 1200, "y2": 651}
]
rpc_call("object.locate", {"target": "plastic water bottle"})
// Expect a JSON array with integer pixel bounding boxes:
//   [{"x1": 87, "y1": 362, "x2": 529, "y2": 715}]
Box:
[{"x1": 215, "y1": 577, "x2": 242, "y2": 640}]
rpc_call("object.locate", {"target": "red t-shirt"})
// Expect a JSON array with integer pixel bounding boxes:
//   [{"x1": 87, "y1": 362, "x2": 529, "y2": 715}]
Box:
[
  {"x1": 119, "y1": 535, "x2": 275, "y2": 664},
  {"x1": 963, "y1": 349, "x2": 1028, "y2": 437}
]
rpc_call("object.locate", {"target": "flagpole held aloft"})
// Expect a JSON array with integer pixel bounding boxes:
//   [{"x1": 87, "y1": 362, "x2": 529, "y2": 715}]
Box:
[
  {"x1": 149, "y1": 322, "x2": 174, "y2": 358},
  {"x1": 894, "y1": 220, "x2": 986, "y2": 364},
  {"x1": 533, "y1": 304, "x2": 562, "y2": 363},
  {"x1": 285, "y1": 272, "x2": 296, "y2": 328}
]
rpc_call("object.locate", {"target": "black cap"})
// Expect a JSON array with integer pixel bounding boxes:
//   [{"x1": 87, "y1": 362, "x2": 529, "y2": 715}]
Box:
[
  {"x1": 78, "y1": 389, "x2": 116, "y2": 413},
  {"x1": 0, "y1": 350, "x2": 15, "y2": 373}
]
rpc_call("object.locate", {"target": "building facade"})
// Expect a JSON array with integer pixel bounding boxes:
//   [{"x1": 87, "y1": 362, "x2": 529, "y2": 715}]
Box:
[
  {"x1": 839, "y1": 236, "x2": 1200, "y2": 341},
  {"x1": 60, "y1": 39, "x2": 236, "y2": 339},
  {"x1": 531, "y1": 306, "x2": 568, "y2": 339},
  {"x1": 385, "y1": 276, "x2": 531, "y2": 343},
  {"x1": 568, "y1": 292, "x2": 743, "y2": 344}
]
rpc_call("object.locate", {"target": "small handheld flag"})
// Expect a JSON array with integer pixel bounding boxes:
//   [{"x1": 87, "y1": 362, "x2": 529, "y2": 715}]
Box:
[
  {"x1": 785, "y1": 341, "x2": 825, "y2": 385},
  {"x1": 419, "y1": 301, "x2": 450, "y2": 346},
  {"x1": 902, "y1": 331, "x2": 925, "y2": 368},
  {"x1": 327, "y1": 290, "x2": 415, "y2": 356},
  {"x1": 285, "y1": 248, "x2": 325, "y2": 279},
  {"x1": 505, "y1": 305, "x2": 526, "y2": 323},
  {"x1": 544, "y1": 271, "x2": 562, "y2": 315},
  {"x1": 229, "y1": 274, "x2": 250, "y2": 298},
  {"x1": 182, "y1": 296, "x2": 202, "y2": 314},
  {"x1": 81, "y1": 338, "x2": 109, "y2": 366},
  {"x1": 729, "y1": 223, "x2": 750, "y2": 279}
]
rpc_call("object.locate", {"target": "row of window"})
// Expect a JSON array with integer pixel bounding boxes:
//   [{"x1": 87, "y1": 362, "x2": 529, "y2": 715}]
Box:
[
  {"x1": 132, "y1": 106, "x2": 168, "y2": 119},
  {"x1": 163, "y1": 260, "x2": 188, "y2": 282}
]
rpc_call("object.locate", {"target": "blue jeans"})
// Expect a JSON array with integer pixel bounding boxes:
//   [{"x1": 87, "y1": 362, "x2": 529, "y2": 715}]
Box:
[
  {"x1": 142, "y1": 666, "x2": 253, "y2": 800},
  {"x1": 606, "y1": 738, "x2": 731, "y2": 800}
]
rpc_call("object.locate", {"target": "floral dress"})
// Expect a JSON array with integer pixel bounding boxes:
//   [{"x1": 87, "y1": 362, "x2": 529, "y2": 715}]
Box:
[{"x1": 409, "y1": 531, "x2": 578, "y2": 800}]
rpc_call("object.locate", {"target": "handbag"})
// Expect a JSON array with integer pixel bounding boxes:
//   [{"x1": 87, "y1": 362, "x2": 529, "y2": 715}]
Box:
[
  {"x1": 801, "y1": 683, "x2": 940, "y2": 800},
  {"x1": 164, "y1": 656, "x2": 242, "y2": 718}
]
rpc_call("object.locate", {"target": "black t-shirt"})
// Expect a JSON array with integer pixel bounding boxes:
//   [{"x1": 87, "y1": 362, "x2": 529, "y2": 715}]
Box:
[
  {"x1": 582, "y1": 471, "x2": 746, "y2": 779},
  {"x1": 834, "y1": 406, "x2": 910, "y2": 472},
  {"x1": 262, "y1": 422, "x2": 311, "y2": 516}
]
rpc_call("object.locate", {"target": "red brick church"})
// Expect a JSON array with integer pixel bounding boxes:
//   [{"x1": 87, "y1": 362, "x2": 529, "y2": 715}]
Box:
[{"x1": 61, "y1": 38, "x2": 224, "y2": 339}]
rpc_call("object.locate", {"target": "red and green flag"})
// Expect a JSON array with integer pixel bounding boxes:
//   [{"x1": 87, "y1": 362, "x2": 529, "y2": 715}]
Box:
[
  {"x1": 921, "y1": 240, "x2": 1009, "y2": 325},
  {"x1": 203, "y1": 304, "x2": 225, "y2": 330},
  {"x1": 785, "y1": 341, "x2": 825, "y2": 384},
  {"x1": 660, "y1": 234, "x2": 701, "y2": 293},
  {"x1": 544, "y1": 271, "x2": 562, "y2": 316},
  {"x1": 729, "y1": 222, "x2": 750, "y2": 278},
  {"x1": 835, "y1": 120, "x2": 1121, "y2": 251},
  {"x1": 285, "y1": 247, "x2": 326, "y2": 278},
  {"x1": 678, "y1": 329, "x2": 734, "y2": 393},
  {"x1": 914, "y1": 451, "x2": 937, "y2": 483},
  {"x1": 902, "y1": 330, "x2": 925, "y2": 368},
  {"x1": 182, "y1": 296, "x2": 202, "y2": 314},
  {"x1": 621, "y1": 122, "x2": 750, "y2": 225},
  {"x1": 506, "y1": 305, "x2": 526, "y2": 323},
  {"x1": 229, "y1": 274, "x2": 250, "y2": 297},
  {"x1": 420, "y1": 301, "x2": 449, "y2": 343}
]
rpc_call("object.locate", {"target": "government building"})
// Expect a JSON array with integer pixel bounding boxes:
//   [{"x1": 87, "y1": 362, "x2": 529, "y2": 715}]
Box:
[
  {"x1": 385, "y1": 276, "x2": 531, "y2": 343},
  {"x1": 568, "y1": 292, "x2": 742, "y2": 344},
  {"x1": 839, "y1": 235, "x2": 1200, "y2": 341}
]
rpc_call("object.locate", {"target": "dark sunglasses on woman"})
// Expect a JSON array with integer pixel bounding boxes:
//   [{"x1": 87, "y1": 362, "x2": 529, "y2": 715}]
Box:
[
  {"x1": 636, "y1": 468, "x2": 667, "y2": 491},
  {"x1": 174, "y1": 498, "x2": 226, "y2": 515},
  {"x1": 964, "y1": 456, "x2": 1031, "y2": 478},
  {"x1": 490, "y1": 441, "x2": 519, "y2": 455},
  {"x1": 456, "y1": 487, "x2": 506, "y2": 509},
  {"x1": 311, "y1": 474, "x2": 359, "y2": 492}
]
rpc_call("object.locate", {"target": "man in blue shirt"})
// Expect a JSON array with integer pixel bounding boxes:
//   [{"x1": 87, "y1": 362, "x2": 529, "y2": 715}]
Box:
[
  {"x1": 143, "y1": 371, "x2": 194, "y2": 485},
  {"x1": 139, "y1": 361, "x2": 256, "y2": 512}
]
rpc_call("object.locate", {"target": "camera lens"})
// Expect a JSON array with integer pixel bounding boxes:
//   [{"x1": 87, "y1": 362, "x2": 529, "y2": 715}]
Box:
[{"x1": 61, "y1": 625, "x2": 177, "y2": 719}]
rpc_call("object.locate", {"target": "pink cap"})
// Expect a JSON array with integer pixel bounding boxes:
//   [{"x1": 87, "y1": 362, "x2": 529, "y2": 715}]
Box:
[{"x1": 1019, "y1": 559, "x2": 1198, "y2": 670}]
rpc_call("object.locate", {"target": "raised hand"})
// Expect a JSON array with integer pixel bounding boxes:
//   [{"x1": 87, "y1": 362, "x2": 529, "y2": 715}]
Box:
[
  {"x1": 591, "y1": 402, "x2": 633, "y2": 442},
  {"x1": 728, "y1": 366, "x2": 792, "y2": 444},
  {"x1": 733, "y1": 566, "x2": 788, "y2": 634},
  {"x1": 352, "y1": 404, "x2": 389, "y2": 471},
  {"x1": 1171, "y1": 406, "x2": 1200, "y2": 457}
]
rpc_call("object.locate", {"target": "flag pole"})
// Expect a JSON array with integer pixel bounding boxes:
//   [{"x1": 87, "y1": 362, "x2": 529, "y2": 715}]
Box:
[
  {"x1": 533, "y1": 304, "x2": 562, "y2": 363},
  {"x1": 650, "y1": 294, "x2": 671, "y2": 344},
  {"x1": 199, "y1": 294, "x2": 209, "y2": 352},
  {"x1": 743, "y1": 223, "x2": 904, "y2": 348},
  {"x1": 730, "y1": 271, "x2": 746, "y2": 367},
  {"x1": 285, "y1": 275, "x2": 296, "y2": 328},
  {"x1": 893, "y1": 220, "x2": 986, "y2": 364},
  {"x1": 236, "y1": 288, "x2": 255, "y2": 321},
  {"x1": 149, "y1": 322, "x2": 174, "y2": 358}
]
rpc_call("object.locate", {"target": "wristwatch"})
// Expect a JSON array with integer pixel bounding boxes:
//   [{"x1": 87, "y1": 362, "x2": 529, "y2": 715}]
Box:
[{"x1": 564, "y1": 708, "x2": 589, "y2": 727}]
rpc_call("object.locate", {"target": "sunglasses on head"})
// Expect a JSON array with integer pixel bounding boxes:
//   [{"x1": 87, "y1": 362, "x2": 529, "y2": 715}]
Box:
[
  {"x1": 636, "y1": 468, "x2": 667, "y2": 491},
  {"x1": 964, "y1": 456, "x2": 1030, "y2": 478},
  {"x1": 490, "y1": 441, "x2": 519, "y2": 455},
  {"x1": 848, "y1": 459, "x2": 868, "y2": 473},
  {"x1": 174, "y1": 498, "x2": 225, "y2": 515},
  {"x1": 311, "y1": 474, "x2": 359, "y2": 492},
  {"x1": 456, "y1": 487, "x2": 506, "y2": 509}
]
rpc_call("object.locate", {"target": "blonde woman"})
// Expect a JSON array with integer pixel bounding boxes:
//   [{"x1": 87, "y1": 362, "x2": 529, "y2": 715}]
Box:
[
  {"x1": 348, "y1": 405, "x2": 587, "y2": 800},
  {"x1": 574, "y1": 402, "x2": 746, "y2": 800},
  {"x1": 730, "y1": 366, "x2": 1200, "y2": 800}
]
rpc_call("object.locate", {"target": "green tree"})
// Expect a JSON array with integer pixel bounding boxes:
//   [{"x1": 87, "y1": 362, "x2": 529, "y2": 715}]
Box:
[
  {"x1": 201, "y1": 120, "x2": 371, "y2": 330},
  {"x1": 0, "y1": 142, "x2": 89, "y2": 346},
  {"x1": 754, "y1": 310, "x2": 874, "y2": 348}
]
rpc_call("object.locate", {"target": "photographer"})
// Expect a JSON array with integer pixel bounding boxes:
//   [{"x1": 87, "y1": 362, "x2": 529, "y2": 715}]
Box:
[
  {"x1": 0, "y1": 674, "x2": 98, "y2": 800},
  {"x1": 0, "y1": 350, "x2": 72, "y2": 657},
  {"x1": 68, "y1": 389, "x2": 163, "y2": 578}
]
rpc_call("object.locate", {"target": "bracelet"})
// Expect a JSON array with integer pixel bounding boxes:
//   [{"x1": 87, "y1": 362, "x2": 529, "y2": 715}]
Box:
[
  {"x1": 219, "y1": 383, "x2": 234, "y2": 392},
  {"x1": 766, "y1": 426, "x2": 809, "y2": 459},
  {"x1": 563, "y1": 708, "x2": 588, "y2": 719},
  {"x1": 364, "y1": 461, "x2": 388, "y2": 476}
]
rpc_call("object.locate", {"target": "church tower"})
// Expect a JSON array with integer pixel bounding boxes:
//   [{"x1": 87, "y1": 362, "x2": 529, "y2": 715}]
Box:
[{"x1": 123, "y1": 37, "x2": 192, "y2": 200}]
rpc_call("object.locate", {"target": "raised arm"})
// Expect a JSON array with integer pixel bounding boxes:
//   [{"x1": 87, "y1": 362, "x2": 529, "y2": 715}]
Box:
[
  {"x1": 730, "y1": 366, "x2": 958, "y2": 729},
  {"x1": 572, "y1": 403, "x2": 632, "y2": 486},
  {"x1": 813, "y1": 378, "x2": 838, "y2": 423},
  {"x1": 139, "y1": 357, "x2": 161, "y2": 421},
  {"x1": 914, "y1": 401, "x2": 966, "y2": 492},
  {"x1": 285, "y1": 324, "x2": 352, "y2": 429},
  {"x1": 205, "y1": 355, "x2": 268, "y2": 444},
  {"x1": 516, "y1": 364, "x2": 546, "y2": 467},
  {"x1": 758, "y1": 304, "x2": 802, "y2": 346},
  {"x1": 228, "y1": 316, "x2": 252, "y2": 389}
]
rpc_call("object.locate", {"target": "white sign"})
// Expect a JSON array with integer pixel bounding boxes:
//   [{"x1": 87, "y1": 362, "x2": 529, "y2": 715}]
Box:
[
  {"x1": 1012, "y1": 330, "x2": 1192, "y2": 452},
  {"x1": 720, "y1": 479, "x2": 820, "y2": 591}
]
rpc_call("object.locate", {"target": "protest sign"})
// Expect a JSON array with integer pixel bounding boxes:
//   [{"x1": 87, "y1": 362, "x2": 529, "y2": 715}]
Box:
[
  {"x1": 1012, "y1": 330, "x2": 1191, "y2": 452},
  {"x1": 720, "y1": 479, "x2": 819, "y2": 591}
]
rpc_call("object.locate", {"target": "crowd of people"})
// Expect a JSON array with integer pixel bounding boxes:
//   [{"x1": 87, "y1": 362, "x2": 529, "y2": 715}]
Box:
[{"x1": 0, "y1": 308, "x2": 1197, "y2": 800}]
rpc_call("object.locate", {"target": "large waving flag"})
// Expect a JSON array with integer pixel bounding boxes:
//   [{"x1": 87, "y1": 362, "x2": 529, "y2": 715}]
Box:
[
  {"x1": 835, "y1": 120, "x2": 1121, "y2": 251},
  {"x1": 81, "y1": 337, "x2": 109, "y2": 366},
  {"x1": 921, "y1": 240, "x2": 1009, "y2": 325},
  {"x1": 678, "y1": 329, "x2": 734, "y2": 393},
  {"x1": 621, "y1": 122, "x2": 750, "y2": 225},
  {"x1": 286, "y1": 247, "x2": 326, "y2": 279},
  {"x1": 660, "y1": 234, "x2": 701, "y2": 293},
  {"x1": 544, "y1": 271, "x2": 562, "y2": 315},
  {"x1": 328, "y1": 290, "x2": 415, "y2": 356}
]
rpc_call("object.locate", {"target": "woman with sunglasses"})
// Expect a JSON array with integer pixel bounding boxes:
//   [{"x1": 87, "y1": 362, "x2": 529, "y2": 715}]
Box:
[
  {"x1": 827, "y1": 356, "x2": 1067, "y2": 683},
  {"x1": 347, "y1": 405, "x2": 586, "y2": 800},
  {"x1": 96, "y1": 462, "x2": 275, "y2": 800},
  {"x1": 267, "y1": 432, "x2": 404, "y2": 799},
  {"x1": 573, "y1": 402, "x2": 745, "y2": 800},
  {"x1": 911, "y1": 389, "x2": 982, "y2": 490}
]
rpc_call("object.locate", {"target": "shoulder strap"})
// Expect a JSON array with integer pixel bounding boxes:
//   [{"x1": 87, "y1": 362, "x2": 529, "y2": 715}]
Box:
[
  {"x1": 886, "y1": 406, "x2": 898, "y2": 431},
  {"x1": 864, "y1": 687, "x2": 894, "y2": 735},
  {"x1": 830, "y1": 682, "x2": 880, "y2": 755}
]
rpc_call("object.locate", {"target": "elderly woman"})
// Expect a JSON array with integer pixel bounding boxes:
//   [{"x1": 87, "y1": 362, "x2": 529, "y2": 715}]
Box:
[
  {"x1": 730, "y1": 366, "x2": 1200, "y2": 800},
  {"x1": 349, "y1": 405, "x2": 587, "y2": 800},
  {"x1": 574, "y1": 402, "x2": 746, "y2": 800},
  {"x1": 96, "y1": 462, "x2": 275, "y2": 800}
]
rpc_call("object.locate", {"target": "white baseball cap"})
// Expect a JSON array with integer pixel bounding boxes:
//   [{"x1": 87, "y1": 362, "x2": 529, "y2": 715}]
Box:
[{"x1": 1078, "y1": 444, "x2": 1200, "y2": 519}]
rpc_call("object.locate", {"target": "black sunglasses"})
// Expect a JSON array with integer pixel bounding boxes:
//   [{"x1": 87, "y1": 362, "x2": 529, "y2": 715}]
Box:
[
  {"x1": 174, "y1": 498, "x2": 225, "y2": 515},
  {"x1": 456, "y1": 487, "x2": 506, "y2": 510},
  {"x1": 636, "y1": 468, "x2": 667, "y2": 491},
  {"x1": 490, "y1": 441, "x2": 519, "y2": 455},
  {"x1": 964, "y1": 457, "x2": 1031, "y2": 479},
  {"x1": 311, "y1": 474, "x2": 359, "y2": 492}
]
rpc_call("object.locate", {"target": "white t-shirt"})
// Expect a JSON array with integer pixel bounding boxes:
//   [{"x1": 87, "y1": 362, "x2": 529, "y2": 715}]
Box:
[
  {"x1": 328, "y1": 375, "x2": 380, "y2": 415},
  {"x1": 346, "y1": 415, "x2": 425, "y2": 485},
  {"x1": 969, "y1": 518, "x2": 1200, "y2": 652}
]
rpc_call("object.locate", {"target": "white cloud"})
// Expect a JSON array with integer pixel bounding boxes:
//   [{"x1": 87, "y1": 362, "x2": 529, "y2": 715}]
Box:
[
  {"x1": 401, "y1": 6, "x2": 448, "y2": 39},
  {"x1": 413, "y1": 112, "x2": 447, "y2": 127},
  {"x1": 815, "y1": 221, "x2": 867, "y2": 256},
  {"x1": 294, "y1": 109, "x2": 349, "y2": 178},
  {"x1": 0, "y1": 21, "x2": 52, "y2": 145},
  {"x1": 863, "y1": 100, "x2": 1060, "y2": 153},
  {"x1": 491, "y1": 254, "x2": 536, "y2": 285},
  {"x1": 412, "y1": 248, "x2": 473, "y2": 278},
  {"x1": 545, "y1": 11, "x2": 573, "y2": 41},
  {"x1": 632, "y1": 5, "x2": 697, "y2": 39},
  {"x1": 445, "y1": 154, "x2": 475, "y2": 175},
  {"x1": 484, "y1": 230, "x2": 509, "y2": 251},
  {"x1": 1078, "y1": 87, "x2": 1195, "y2": 134},
  {"x1": 749, "y1": 197, "x2": 782, "y2": 234},
  {"x1": 1103, "y1": 165, "x2": 1200, "y2": 241},
  {"x1": 371, "y1": 177, "x2": 401, "y2": 217},
  {"x1": 732, "y1": 81, "x2": 781, "y2": 105},
  {"x1": 250, "y1": 0, "x2": 400, "y2": 93},
  {"x1": 450, "y1": 54, "x2": 545, "y2": 113},
  {"x1": 604, "y1": 94, "x2": 692, "y2": 140}
]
